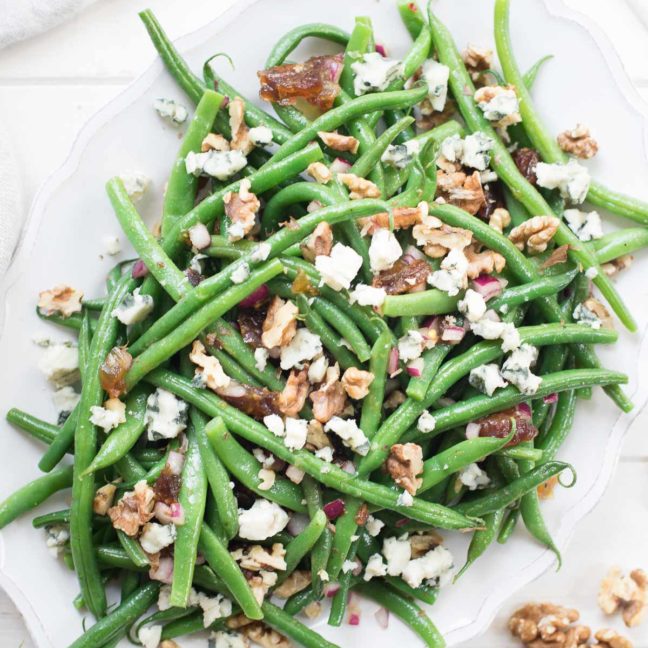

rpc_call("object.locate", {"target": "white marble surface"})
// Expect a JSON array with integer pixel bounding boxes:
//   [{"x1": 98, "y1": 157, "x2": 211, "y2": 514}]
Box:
[{"x1": 0, "y1": 0, "x2": 647, "y2": 646}]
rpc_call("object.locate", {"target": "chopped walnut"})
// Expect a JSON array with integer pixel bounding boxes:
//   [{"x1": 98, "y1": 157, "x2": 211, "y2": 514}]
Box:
[
  {"x1": 386, "y1": 443, "x2": 423, "y2": 495},
  {"x1": 537, "y1": 475, "x2": 559, "y2": 500},
  {"x1": 318, "y1": 130, "x2": 359, "y2": 154},
  {"x1": 557, "y1": 124, "x2": 599, "y2": 160},
  {"x1": 189, "y1": 339, "x2": 230, "y2": 389},
  {"x1": 231, "y1": 543, "x2": 287, "y2": 572},
  {"x1": 201, "y1": 133, "x2": 230, "y2": 152},
  {"x1": 305, "y1": 419, "x2": 332, "y2": 451},
  {"x1": 239, "y1": 622, "x2": 292, "y2": 648},
  {"x1": 583, "y1": 298, "x2": 614, "y2": 330},
  {"x1": 417, "y1": 96, "x2": 457, "y2": 130},
  {"x1": 413, "y1": 215, "x2": 473, "y2": 258},
  {"x1": 409, "y1": 531, "x2": 443, "y2": 558},
  {"x1": 37, "y1": 285, "x2": 83, "y2": 318},
  {"x1": 488, "y1": 207, "x2": 511, "y2": 234},
  {"x1": 465, "y1": 244, "x2": 506, "y2": 279},
  {"x1": 307, "y1": 162, "x2": 332, "y2": 184},
  {"x1": 300, "y1": 222, "x2": 333, "y2": 262},
  {"x1": 462, "y1": 44, "x2": 494, "y2": 82},
  {"x1": 160, "y1": 641, "x2": 181, "y2": 648},
  {"x1": 303, "y1": 601, "x2": 323, "y2": 619},
  {"x1": 594, "y1": 628, "x2": 634, "y2": 648},
  {"x1": 309, "y1": 364, "x2": 347, "y2": 424},
  {"x1": 337, "y1": 173, "x2": 381, "y2": 200},
  {"x1": 261, "y1": 296, "x2": 298, "y2": 349},
  {"x1": 341, "y1": 367, "x2": 374, "y2": 399},
  {"x1": 223, "y1": 178, "x2": 260, "y2": 241},
  {"x1": 248, "y1": 570, "x2": 278, "y2": 605},
  {"x1": 508, "y1": 603, "x2": 582, "y2": 645},
  {"x1": 508, "y1": 216, "x2": 560, "y2": 255},
  {"x1": 278, "y1": 368, "x2": 310, "y2": 417},
  {"x1": 359, "y1": 202, "x2": 428, "y2": 235},
  {"x1": 384, "y1": 389, "x2": 406, "y2": 410},
  {"x1": 598, "y1": 567, "x2": 648, "y2": 627},
  {"x1": 540, "y1": 244, "x2": 570, "y2": 270},
  {"x1": 436, "y1": 170, "x2": 486, "y2": 215},
  {"x1": 602, "y1": 255, "x2": 633, "y2": 277},
  {"x1": 229, "y1": 96, "x2": 253, "y2": 154},
  {"x1": 108, "y1": 480, "x2": 155, "y2": 536},
  {"x1": 273, "y1": 570, "x2": 311, "y2": 598},
  {"x1": 93, "y1": 483, "x2": 117, "y2": 516}
]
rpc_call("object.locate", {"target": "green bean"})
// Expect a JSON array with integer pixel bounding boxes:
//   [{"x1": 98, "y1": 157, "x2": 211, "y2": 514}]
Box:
[
  {"x1": 32, "y1": 508, "x2": 73, "y2": 528},
  {"x1": 134, "y1": 607, "x2": 197, "y2": 641},
  {"x1": 37, "y1": 405, "x2": 80, "y2": 472},
  {"x1": 206, "y1": 417, "x2": 306, "y2": 513},
  {"x1": 494, "y1": 0, "x2": 648, "y2": 227},
  {"x1": 84, "y1": 387, "x2": 148, "y2": 474},
  {"x1": 68, "y1": 582, "x2": 160, "y2": 648},
  {"x1": 523, "y1": 54, "x2": 553, "y2": 88},
  {"x1": 284, "y1": 585, "x2": 320, "y2": 616},
  {"x1": 429, "y1": 8, "x2": 634, "y2": 331},
  {"x1": 398, "y1": 0, "x2": 427, "y2": 39},
  {"x1": 328, "y1": 538, "x2": 358, "y2": 626},
  {"x1": 407, "y1": 346, "x2": 451, "y2": 402},
  {"x1": 146, "y1": 369, "x2": 481, "y2": 530},
  {"x1": 382, "y1": 289, "x2": 460, "y2": 317},
  {"x1": 520, "y1": 485, "x2": 561, "y2": 566},
  {"x1": 354, "y1": 582, "x2": 445, "y2": 648},
  {"x1": 282, "y1": 510, "x2": 327, "y2": 576},
  {"x1": 199, "y1": 523, "x2": 264, "y2": 620},
  {"x1": 116, "y1": 529, "x2": 149, "y2": 568},
  {"x1": 456, "y1": 508, "x2": 506, "y2": 580},
  {"x1": 6, "y1": 408, "x2": 60, "y2": 447},
  {"x1": 537, "y1": 388, "x2": 577, "y2": 461},
  {"x1": 489, "y1": 270, "x2": 577, "y2": 312},
  {"x1": 0, "y1": 466, "x2": 73, "y2": 529},
  {"x1": 499, "y1": 446, "x2": 543, "y2": 462},
  {"x1": 120, "y1": 570, "x2": 140, "y2": 603},
  {"x1": 114, "y1": 454, "x2": 147, "y2": 484},
  {"x1": 498, "y1": 507, "x2": 520, "y2": 544},
  {"x1": 302, "y1": 476, "x2": 332, "y2": 597},
  {"x1": 263, "y1": 600, "x2": 340, "y2": 648},
  {"x1": 593, "y1": 227, "x2": 648, "y2": 264},
  {"x1": 361, "y1": 326, "x2": 393, "y2": 437}
]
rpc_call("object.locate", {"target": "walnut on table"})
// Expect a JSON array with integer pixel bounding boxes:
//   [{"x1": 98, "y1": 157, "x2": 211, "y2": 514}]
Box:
[{"x1": 598, "y1": 567, "x2": 648, "y2": 628}]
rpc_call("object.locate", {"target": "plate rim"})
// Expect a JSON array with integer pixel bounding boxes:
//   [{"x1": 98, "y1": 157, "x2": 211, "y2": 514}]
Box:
[{"x1": 1, "y1": 0, "x2": 647, "y2": 645}]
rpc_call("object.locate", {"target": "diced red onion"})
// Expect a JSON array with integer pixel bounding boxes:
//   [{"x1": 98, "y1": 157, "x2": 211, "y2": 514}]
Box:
[
  {"x1": 375, "y1": 43, "x2": 387, "y2": 57},
  {"x1": 472, "y1": 274, "x2": 506, "y2": 301},
  {"x1": 132, "y1": 259, "x2": 149, "y2": 278},
  {"x1": 323, "y1": 498, "x2": 346, "y2": 520},
  {"x1": 543, "y1": 393, "x2": 558, "y2": 404},
  {"x1": 406, "y1": 358, "x2": 424, "y2": 377},
  {"x1": 221, "y1": 95, "x2": 230, "y2": 109},
  {"x1": 169, "y1": 502, "x2": 185, "y2": 525},
  {"x1": 150, "y1": 555, "x2": 174, "y2": 584},
  {"x1": 330, "y1": 157, "x2": 352, "y2": 174},
  {"x1": 374, "y1": 606, "x2": 390, "y2": 629},
  {"x1": 388, "y1": 348, "x2": 400, "y2": 375},
  {"x1": 307, "y1": 200, "x2": 323, "y2": 213},
  {"x1": 285, "y1": 464, "x2": 305, "y2": 484},
  {"x1": 287, "y1": 513, "x2": 310, "y2": 536},
  {"x1": 402, "y1": 245, "x2": 426, "y2": 263},
  {"x1": 516, "y1": 402, "x2": 532, "y2": 418},
  {"x1": 441, "y1": 325, "x2": 466, "y2": 343},
  {"x1": 340, "y1": 460, "x2": 356, "y2": 475},
  {"x1": 466, "y1": 422, "x2": 481, "y2": 439},
  {"x1": 394, "y1": 517, "x2": 409, "y2": 528},
  {"x1": 154, "y1": 502, "x2": 173, "y2": 524},
  {"x1": 238, "y1": 284, "x2": 269, "y2": 309},
  {"x1": 166, "y1": 451, "x2": 185, "y2": 476},
  {"x1": 348, "y1": 612, "x2": 361, "y2": 626},
  {"x1": 324, "y1": 582, "x2": 340, "y2": 597},
  {"x1": 188, "y1": 223, "x2": 211, "y2": 250},
  {"x1": 351, "y1": 558, "x2": 363, "y2": 576}
]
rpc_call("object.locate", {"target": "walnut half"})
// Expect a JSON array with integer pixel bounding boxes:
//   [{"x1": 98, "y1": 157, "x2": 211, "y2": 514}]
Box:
[{"x1": 598, "y1": 567, "x2": 648, "y2": 628}]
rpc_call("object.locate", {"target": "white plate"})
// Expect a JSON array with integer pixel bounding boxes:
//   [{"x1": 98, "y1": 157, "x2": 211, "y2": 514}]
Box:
[{"x1": 1, "y1": 0, "x2": 648, "y2": 646}]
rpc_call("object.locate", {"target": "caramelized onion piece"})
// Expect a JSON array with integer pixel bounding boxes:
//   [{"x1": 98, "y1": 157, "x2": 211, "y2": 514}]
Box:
[
  {"x1": 372, "y1": 257, "x2": 430, "y2": 295},
  {"x1": 100, "y1": 346, "x2": 133, "y2": 398},
  {"x1": 476, "y1": 406, "x2": 538, "y2": 446}
]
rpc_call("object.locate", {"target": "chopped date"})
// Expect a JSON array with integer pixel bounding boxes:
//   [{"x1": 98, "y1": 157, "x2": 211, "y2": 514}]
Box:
[
  {"x1": 512, "y1": 147, "x2": 541, "y2": 185},
  {"x1": 475, "y1": 407, "x2": 538, "y2": 446},
  {"x1": 237, "y1": 308, "x2": 267, "y2": 349},
  {"x1": 372, "y1": 257, "x2": 430, "y2": 295},
  {"x1": 99, "y1": 346, "x2": 133, "y2": 398},
  {"x1": 216, "y1": 381, "x2": 280, "y2": 419},
  {"x1": 477, "y1": 181, "x2": 505, "y2": 222},
  {"x1": 153, "y1": 468, "x2": 181, "y2": 505}
]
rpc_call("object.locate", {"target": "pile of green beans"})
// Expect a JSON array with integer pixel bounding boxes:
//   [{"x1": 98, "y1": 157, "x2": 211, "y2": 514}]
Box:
[{"x1": 2, "y1": 3, "x2": 644, "y2": 647}]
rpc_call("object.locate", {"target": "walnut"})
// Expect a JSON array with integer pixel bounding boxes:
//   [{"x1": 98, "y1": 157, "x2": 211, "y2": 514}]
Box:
[
  {"x1": 261, "y1": 296, "x2": 298, "y2": 349},
  {"x1": 37, "y1": 285, "x2": 83, "y2": 318},
  {"x1": 540, "y1": 244, "x2": 570, "y2": 270},
  {"x1": 465, "y1": 244, "x2": 506, "y2": 279},
  {"x1": 240, "y1": 622, "x2": 292, "y2": 648},
  {"x1": 337, "y1": 173, "x2": 381, "y2": 200},
  {"x1": 341, "y1": 367, "x2": 374, "y2": 399},
  {"x1": 303, "y1": 601, "x2": 323, "y2": 619},
  {"x1": 278, "y1": 368, "x2": 310, "y2": 417},
  {"x1": 300, "y1": 221, "x2": 333, "y2": 262},
  {"x1": 160, "y1": 641, "x2": 181, "y2": 648},
  {"x1": 384, "y1": 389, "x2": 406, "y2": 410},
  {"x1": 108, "y1": 480, "x2": 155, "y2": 536},
  {"x1": 231, "y1": 543, "x2": 287, "y2": 572},
  {"x1": 594, "y1": 628, "x2": 634, "y2": 648},
  {"x1": 273, "y1": 570, "x2": 311, "y2": 598},
  {"x1": 309, "y1": 365, "x2": 347, "y2": 424},
  {"x1": 508, "y1": 603, "x2": 583, "y2": 645},
  {"x1": 93, "y1": 483, "x2": 117, "y2": 516},
  {"x1": 201, "y1": 132, "x2": 230, "y2": 152},
  {"x1": 409, "y1": 531, "x2": 443, "y2": 558},
  {"x1": 474, "y1": 84, "x2": 521, "y2": 128},
  {"x1": 417, "y1": 96, "x2": 457, "y2": 130},
  {"x1": 436, "y1": 170, "x2": 486, "y2": 215},
  {"x1": 386, "y1": 443, "x2": 423, "y2": 495},
  {"x1": 413, "y1": 214, "x2": 473, "y2": 258},
  {"x1": 305, "y1": 419, "x2": 332, "y2": 451},
  {"x1": 189, "y1": 340, "x2": 230, "y2": 390},
  {"x1": 462, "y1": 44, "x2": 494, "y2": 82},
  {"x1": 602, "y1": 255, "x2": 633, "y2": 277},
  {"x1": 229, "y1": 96, "x2": 253, "y2": 154},
  {"x1": 557, "y1": 124, "x2": 599, "y2": 159},
  {"x1": 318, "y1": 130, "x2": 359, "y2": 154},
  {"x1": 306, "y1": 161, "x2": 332, "y2": 184},
  {"x1": 223, "y1": 178, "x2": 260, "y2": 241},
  {"x1": 359, "y1": 202, "x2": 428, "y2": 235},
  {"x1": 508, "y1": 215, "x2": 560, "y2": 254},
  {"x1": 598, "y1": 567, "x2": 648, "y2": 627},
  {"x1": 248, "y1": 570, "x2": 278, "y2": 605},
  {"x1": 583, "y1": 297, "x2": 614, "y2": 330},
  {"x1": 488, "y1": 207, "x2": 511, "y2": 234}
]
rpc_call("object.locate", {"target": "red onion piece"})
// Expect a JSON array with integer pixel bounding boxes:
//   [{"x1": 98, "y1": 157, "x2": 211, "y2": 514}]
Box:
[
  {"x1": 472, "y1": 274, "x2": 506, "y2": 301},
  {"x1": 324, "y1": 582, "x2": 340, "y2": 597},
  {"x1": 238, "y1": 284, "x2": 269, "y2": 309},
  {"x1": 402, "y1": 245, "x2": 426, "y2": 263},
  {"x1": 543, "y1": 393, "x2": 558, "y2": 404},
  {"x1": 375, "y1": 43, "x2": 387, "y2": 57},
  {"x1": 388, "y1": 348, "x2": 400, "y2": 375},
  {"x1": 374, "y1": 606, "x2": 390, "y2": 629},
  {"x1": 465, "y1": 422, "x2": 481, "y2": 439},
  {"x1": 348, "y1": 613, "x2": 361, "y2": 626},
  {"x1": 323, "y1": 498, "x2": 346, "y2": 520},
  {"x1": 149, "y1": 555, "x2": 174, "y2": 584},
  {"x1": 132, "y1": 260, "x2": 149, "y2": 279},
  {"x1": 441, "y1": 325, "x2": 466, "y2": 343},
  {"x1": 169, "y1": 502, "x2": 185, "y2": 525},
  {"x1": 516, "y1": 402, "x2": 532, "y2": 418},
  {"x1": 406, "y1": 357, "x2": 424, "y2": 377},
  {"x1": 330, "y1": 157, "x2": 352, "y2": 174},
  {"x1": 287, "y1": 513, "x2": 310, "y2": 537},
  {"x1": 154, "y1": 502, "x2": 173, "y2": 524},
  {"x1": 394, "y1": 517, "x2": 409, "y2": 528},
  {"x1": 340, "y1": 460, "x2": 356, "y2": 475}
]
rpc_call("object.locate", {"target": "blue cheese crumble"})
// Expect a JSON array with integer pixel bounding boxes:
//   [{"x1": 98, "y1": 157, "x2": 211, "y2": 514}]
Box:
[
  {"x1": 324, "y1": 416, "x2": 370, "y2": 455},
  {"x1": 145, "y1": 388, "x2": 188, "y2": 440},
  {"x1": 185, "y1": 149, "x2": 247, "y2": 180},
  {"x1": 112, "y1": 288, "x2": 154, "y2": 325},
  {"x1": 535, "y1": 160, "x2": 591, "y2": 204},
  {"x1": 381, "y1": 139, "x2": 421, "y2": 169},
  {"x1": 501, "y1": 343, "x2": 542, "y2": 395},
  {"x1": 428, "y1": 248, "x2": 469, "y2": 296},
  {"x1": 153, "y1": 97, "x2": 188, "y2": 125},
  {"x1": 369, "y1": 228, "x2": 402, "y2": 272},
  {"x1": 474, "y1": 85, "x2": 521, "y2": 128},
  {"x1": 469, "y1": 363, "x2": 508, "y2": 396},
  {"x1": 119, "y1": 173, "x2": 150, "y2": 202},
  {"x1": 422, "y1": 59, "x2": 450, "y2": 112},
  {"x1": 351, "y1": 52, "x2": 403, "y2": 95},
  {"x1": 563, "y1": 208, "x2": 603, "y2": 241},
  {"x1": 458, "y1": 463, "x2": 491, "y2": 491},
  {"x1": 573, "y1": 302, "x2": 602, "y2": 329}
]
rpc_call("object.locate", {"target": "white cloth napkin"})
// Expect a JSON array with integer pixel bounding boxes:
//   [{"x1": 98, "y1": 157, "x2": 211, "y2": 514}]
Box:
[{"x1": 0, "y1": 0, "x2": 98, "y2": 275}]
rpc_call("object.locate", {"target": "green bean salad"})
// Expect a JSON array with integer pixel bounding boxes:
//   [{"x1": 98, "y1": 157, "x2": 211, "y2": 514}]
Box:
[{"x1": 2, "y1": 1, "x2": 646, "y2": 646}]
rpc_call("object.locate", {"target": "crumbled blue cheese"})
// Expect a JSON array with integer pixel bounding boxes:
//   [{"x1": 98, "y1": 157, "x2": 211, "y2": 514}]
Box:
[
  {"x1": 401, "y1": 545, "x2": 454, "y2": 588},
  {"x1": 90, "y1": 398, "x2": 126, "y2": 432},
  {"x1": 351, "y1": 52, "x2": 403, "y2": 95},
  {"x1": 459, "y1": 463, "x2": 491, "y2": 491},
  {"x1": 470, "y1": 315, "x2": 521, "y2": 352},
  {"x1": 112, "y1": 288, "x2": 154, "y2": 325},
  {"x1": 284, "y1": 417, "x2": 308, "y2": 451},
  {"x1": 439, "y1": 134, "x2": 464, "y2": 164},
  {"x1": 417, "y1": 410, "x2": 436, "y2": 434},
  {"x1": 254, "y1": 347, "x2": 269, "y2": 371},
  {"x1": 363, "y1": 553, "x2": 388, "y2": 581},
  {"x1": 381, "y1": 139, "x2": 421, "y2": 169},
  {"x1": 153, "y1": 97, "x2": 188, "y2": 125},
  {"x1": 102, "y1": 235, "x2": 121, "y2": 256},
  {"x1": 461, "y1": 132, "x2": 494, "y2": 171},
  {"x1": 573, "y1": 302, "x2": 602, "y2": 329},
  {"x1": 398, "y1": 330, "x2": 426, "y2": 362},
  {"x1": 139, "y1": 522, "x2": 177, "y2": 554},
  {"x1": 185, "y1": 150, "x2": 247, "y2": 180},
  {"x1": 474, "y1": 86, "x2": 521, "y2": 126},
  {"x1": 349, "y1": 284, "x2": 387, "y2": 307},
  {"x1": 230, "y1": 262, "x2": 250, "y2": 284},
  {"x1": 397, "y1": 490, "x2": 414, "y2": 507},
  {"x1": 535, "y1": 160, "x2": 590, "y2": 204},
  {"x1": 119, "y1": 173, "x2": 150, "y2": 201},
  {"x1": 52, "y1": 386, "x2": 80, "y2": 419},
  {"x1": 501, "y1": 343, "x2": 542, "y2": 395},
  {"x1": 279, "y1": 328, "x2": 323, "y2": 370},
  {"x1": 369, "y1": 228, "x2": 402, "y2": 273},
  {"x1": 138, "y1": 624, "x2": 162, "y2": 648},
  {"x1": 308, "y1": 354, "x2": 329, "y2": 383},
  {"x1": 211, "y1": 630, "x2": 248, "y2": 648},
  {"x1": 315, "y1": 243, "x2": 363, "y2": 291},
  {"x1": 250, "y1": 242, "x2": 271, "y2": 262},
  {"x1": 428, "y1": 248, "x2": 469, "y2": 296},
  {"x1": 38, "y1": 342, "x2": 79, "y2": 388},
  {"x1": 324, "y1": 416, "x2": 369, "y2": 455},
  {"x1": 249, "y1": 126, "x2": 273, "y2": 146},
  {"x1": 382, "y1": 535, "x2": 411, "y2": 576},
  {"x1": 45, "y1": 524, "x2": 69, "y2": 556},
  {"x1": 145, "y1": 388, "x2": 188, "y2": 440},
  {"x1": 263, "y1": 413, "x2": 285, "y2": 437},
  {"x1": 563, "y1": 208, "x2": 603, "y2": 241},
  {"x1": 469, "y1": 364, "x2": 508, "y2": 396},
  {"x1": 422, "y1": 59, "x2": 450, "y2": 111},
  {"x1": 458, "y1": 288, "x2": 487, "y2": 322},
  {"x1": 342, "y1": 559, "x2": 358, "y2": 574},
  {"x1": 238, "y1": 499, "x2": 289, "y2": 541},
  {"x1": 365, "y1": 515, "x2": 385, "y2": 537},
  {"x1": 315, "y1": 446, "x2": 334, "y2": 463},
  {"x1": 195, "y1": 592, "x2": 233, "y2": 627}
]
